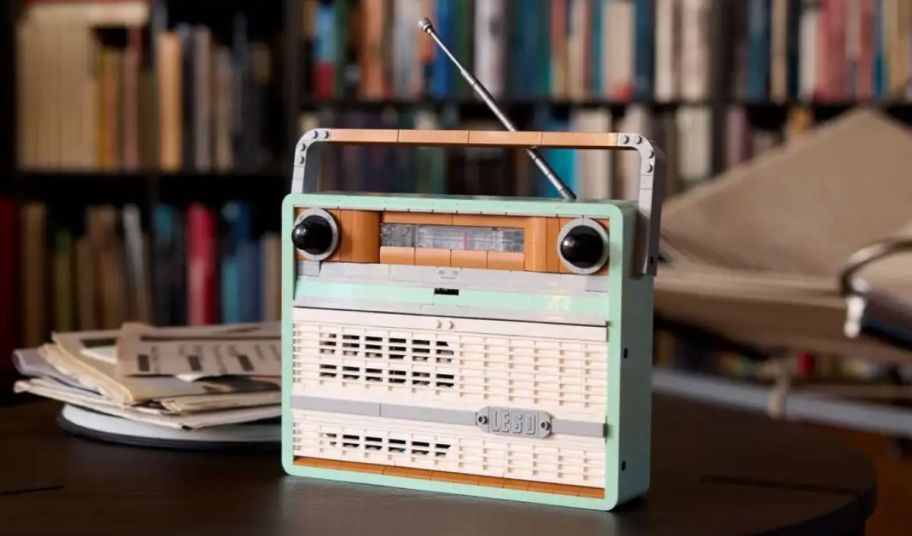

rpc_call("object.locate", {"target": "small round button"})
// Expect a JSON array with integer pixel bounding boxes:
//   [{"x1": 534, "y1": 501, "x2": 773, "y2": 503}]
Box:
[
  {"x1": 560, "y1": 226, "x2": 604, "y2": 269},
  {"x1": 292, "y1": 215, "x2": 334, "y2": 255}
]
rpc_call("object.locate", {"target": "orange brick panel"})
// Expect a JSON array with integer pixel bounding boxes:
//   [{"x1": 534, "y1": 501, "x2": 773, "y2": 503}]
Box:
[
  {"x1": 327, "y1": 209, "x2": 353, "y2": 262},
  {"x1": 451, "y1": 214, "x2": 528, "y2": 228},
  {"x1": 524, "y1": 217, "x2": 549, "y2": 272},
  {"x1": 379, "y1": 246, "x2": 415, "y2": 265},
  {"x1": 450, "y1": 249, "x2": 487, "y2": 269},
  {"x1": 350, "y1": 210, "x2": 380, "y2": 263},
  {"x1": 382, "y1": 212, "x2": 453, "y2": 225},
  {"x1": 414, "y1": 248, "x2": 451, "y2": 267},
  {"x1": 487, "y1": 251, "x2": 524, "y2": 271}
]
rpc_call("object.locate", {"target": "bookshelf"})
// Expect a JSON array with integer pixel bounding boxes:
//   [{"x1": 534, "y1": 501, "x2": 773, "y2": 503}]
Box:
[{"x1": 2, "y1": 0, "x2": 912, "y2": 384}]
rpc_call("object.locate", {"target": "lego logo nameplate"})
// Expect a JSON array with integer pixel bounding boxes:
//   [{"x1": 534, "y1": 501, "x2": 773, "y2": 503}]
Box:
[
  {"x1": 475, "y1": 407, "x2": 553, "y2": 439},
  {"x1": 282, "y1": 128, "x2": 661, "y2": 511}
]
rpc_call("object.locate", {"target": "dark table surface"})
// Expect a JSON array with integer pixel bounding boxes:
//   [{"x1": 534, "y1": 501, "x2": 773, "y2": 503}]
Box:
[{"x1": 0, "y1": 396, "x2": 875, "y2": 536}]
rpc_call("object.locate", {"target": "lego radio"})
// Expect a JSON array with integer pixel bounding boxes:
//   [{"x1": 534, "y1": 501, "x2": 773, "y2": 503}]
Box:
[{"x1": 281, "y1": 127, "x2": 662, "y2": 510}]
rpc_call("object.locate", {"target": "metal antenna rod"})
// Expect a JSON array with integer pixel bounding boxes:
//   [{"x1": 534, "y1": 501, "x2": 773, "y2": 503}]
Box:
[{"x1": 418, "y1": 17, "x2": 577, "y2": 201}]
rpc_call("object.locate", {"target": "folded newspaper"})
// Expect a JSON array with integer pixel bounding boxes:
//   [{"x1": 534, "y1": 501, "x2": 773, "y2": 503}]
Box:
[{"x1": 13, "y1": 323, "x2": 281, "y2": 431}]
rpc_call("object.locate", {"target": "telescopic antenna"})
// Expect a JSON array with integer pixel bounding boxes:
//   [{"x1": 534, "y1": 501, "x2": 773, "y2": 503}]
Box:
[{"x1": 418, "y1": 17, "x2": 577, "y2": 201}]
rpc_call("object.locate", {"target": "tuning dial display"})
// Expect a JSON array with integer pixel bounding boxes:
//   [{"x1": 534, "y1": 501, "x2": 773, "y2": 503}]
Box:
[
  {"x1": 292, "y1": 209, "x2": 338, "y2": 260},
  {"x1": 557, "y1": 219, "x2": 609, "y2": 274}
]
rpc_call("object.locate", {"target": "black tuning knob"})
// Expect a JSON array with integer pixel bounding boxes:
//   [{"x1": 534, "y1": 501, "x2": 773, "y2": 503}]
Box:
[
  {"x1": 560, "y1": 226, "x2": 604, "y2": 269},
  {"x1": 292, "y1": 215, "x2": 334, "y2": 255}
]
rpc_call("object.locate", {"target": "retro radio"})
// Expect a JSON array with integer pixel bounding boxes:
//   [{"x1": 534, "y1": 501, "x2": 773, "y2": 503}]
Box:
[{"x1": 281, "y1": 19, "x2": 663, "y2": 511}]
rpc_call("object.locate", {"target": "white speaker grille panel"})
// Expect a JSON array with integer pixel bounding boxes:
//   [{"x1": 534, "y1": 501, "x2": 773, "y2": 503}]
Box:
[
  {"x1": 292, "y1": 309, "x2": 609, "y2": 421},
  {"x1": 293, "y1": 409, "x2": 606, "y2": 487}
]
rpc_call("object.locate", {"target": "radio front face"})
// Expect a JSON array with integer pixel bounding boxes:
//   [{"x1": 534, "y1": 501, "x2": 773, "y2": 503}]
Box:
[{"x1": 282, "y1": 193, "x2": 652, "y2": 511}]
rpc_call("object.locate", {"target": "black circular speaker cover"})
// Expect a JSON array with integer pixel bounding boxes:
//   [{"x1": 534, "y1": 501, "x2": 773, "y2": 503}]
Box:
[
  {"x1": 560, "y1": 225, "x2": 604, "y2": 269},
  {"x1": 291, "y1": 215, "x2": 334, "y2": 255}
]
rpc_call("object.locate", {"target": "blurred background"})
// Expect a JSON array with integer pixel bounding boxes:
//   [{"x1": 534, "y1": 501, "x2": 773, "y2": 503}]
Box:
[{"x1": 1, "y1": 0, "x2": 912, "y2": 531}]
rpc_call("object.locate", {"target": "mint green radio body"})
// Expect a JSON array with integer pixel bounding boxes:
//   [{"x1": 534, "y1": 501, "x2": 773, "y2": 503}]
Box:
[{"x1": 282, "y1": 128, "x2": 663, "y2": 510}]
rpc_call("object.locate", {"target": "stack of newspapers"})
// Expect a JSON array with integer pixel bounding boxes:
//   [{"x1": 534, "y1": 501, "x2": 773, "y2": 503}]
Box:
[{"x1": 13, "y1": 323, "x2": 281, "y2": 435}]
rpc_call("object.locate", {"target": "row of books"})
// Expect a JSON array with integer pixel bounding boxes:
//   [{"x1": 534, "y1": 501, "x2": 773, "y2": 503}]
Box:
[
  {"x1": 8, "y1": 200, "x2": 281, "y2": 351},
  {"x1": 738, "y1": 0, "x2": 912, "y2": 102},
  {"x1": 300, "y1": 0, "x2": 912, "y2": 103},
  {"x1": 16, "y1": 1, "x2": 279, "y2": 172},
  {"x1": 299, "y1": 103, "x2": 815, "y2": 199}
]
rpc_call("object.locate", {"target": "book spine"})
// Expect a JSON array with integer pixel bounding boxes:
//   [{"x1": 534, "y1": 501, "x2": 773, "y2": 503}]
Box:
[
  {"x1": 220, "y1": 202, "x2": 242, "y2": 324},
  {"x1": 157, "y1": 31, "x2": 182, "y2": 171},
  {"x1": 0, "y1": 199, "x2": 20, "y2": 369},
  {"x1": 452, "y1": 0, "x2": 472, "y2": 98},
  {"x1": 333, "y1": 0, "x2": 348, "y2": 98},
  {"x1": 430, "y1": 0, "x2": 452, "y2": 97},
  {"x1": 654, "y1": 0, "x2": 675, "y2": 102},
  {"x1": 361, "y1": 0, "x2": 387, "y2": 99},
  {"x1": 187, "y1": 204, "x2": 218, "y2": 325},
  {"x1": 314, "y1": 2, "x2": 335, "y2": 98},
  {"x1": 52, "y1": 227, "x2": 75, "y2": 332},
  {"x1": 786, "y1": 0, "x2": 802, "y2": 99},
  {"x1": 681, "y1": 0, "x2": 710, "y2": 101},
  {"x1": 177, "y1": 24, "x2": 194, "y2": 170},
  {"x1": 567, "y1": 0, "x2": 589, "y2": 101},
  {"x1": 747, "y1": 0, "x2": 771, "y2": 101},
  {"x1": 825, "y1": 0, "x2": 846, "y2": 101},
  {"x1": 633, "y1": 0, "x2": 654, "y2": 100},
  {"x1": 21, "y1": 203, "x2": 48, "y2": 347},
  {"x1": 192, "y1": 26, "x2": 212, "y2": 171},
  {"x1": 857, "y1": 0, "x2": 875, "y2": 99},
  {"x1": 152, "y1": 204, "x2": 174, "y2": 326},
  {"x1": 475, "y1": 0, "x2": 505, "y2": 97},
  {"x1": 550, "y1": 0, "x2": 568, "y2": 99},
  {"x1": 845, "y1": 0, "x2": 861, "y2": 99},
  {"x1": 770, "y1": 0, "x2": 788, "y2": 101},
  {"x1": 231, "y1": 14, "x2": 252, "y2": 167},
  {"x1": 589, "y1": 0, "x2": 603, "y2": 97},
  {"x1": 122, "y1": 27, "x2": 142, "y2": 171},
  {"x1": 799, "y1": 0, "x2": 819, "y2": 100}
]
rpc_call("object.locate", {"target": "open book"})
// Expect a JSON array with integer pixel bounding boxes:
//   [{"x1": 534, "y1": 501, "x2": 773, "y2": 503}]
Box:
[{"x1": 657, "y1": 108, "x2": 912, "y2": 362}]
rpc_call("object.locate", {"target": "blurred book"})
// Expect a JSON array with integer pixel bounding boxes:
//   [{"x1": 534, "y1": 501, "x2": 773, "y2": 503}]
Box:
[
  {"x1": 16, "y1": 1, "x2": 279, "y2": 172},
  {"x1": 0, "y1": 199, "x2": 19, "y2": 372},
  {"x1": 9, "y1": 200, "x2": 280, "y2": 348}
]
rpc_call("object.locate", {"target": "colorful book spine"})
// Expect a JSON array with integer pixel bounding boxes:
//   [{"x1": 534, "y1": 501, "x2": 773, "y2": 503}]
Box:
[
  {"x1": 550, "y1": 0, "x2": 568, "y2": 99},
  {"x1": 856, "y1": 0, "x2": 874, "y2": 100},
  {"x1": 633, "y1": 0, "x2": 655, "y2": 100},
  {"x1": 452, "y1": 0, "x2": 472, "y2": 97},
  {"x1": 314, "y1": 2, "x2": 335, "y2": 98},
  {"x1": 786, "y1": 0, "x2": 802, "y2": 99},
  {"x1": 589, "y1": 0, "x2": 603, "y2": 97},
  {"x1": 187, "y1": 204, "x2": 218, "y2": 325},
  {"x1": 332, "y1": 0, "x2": 349, "y2": 97},
  {"x1": 430, "y1": 0, "x2": 453, "y2": 97},
  {"x1": 0, "y1": 199, "x2": 19, "y2": 370},
  {"x1": 475, "y1": 0, "x2": 505, "y2": 97},
  {"x1": 746, "y1": 0, "x2": 771, "y2": 101}
]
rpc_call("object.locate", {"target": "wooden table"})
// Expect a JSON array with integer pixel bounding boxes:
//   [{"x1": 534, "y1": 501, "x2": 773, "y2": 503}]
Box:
[{"x1": 0, "y1": 396, "x2": 875, "y2": 535}]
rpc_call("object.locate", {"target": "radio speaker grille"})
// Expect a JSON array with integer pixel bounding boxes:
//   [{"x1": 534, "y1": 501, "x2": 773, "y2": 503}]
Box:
[
  {"x1": 292, "y1": 410, "x2": 605, "y2": 487},
  {"x1": 292, "y1": 315, "x2": 608, "y2": 419}
]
